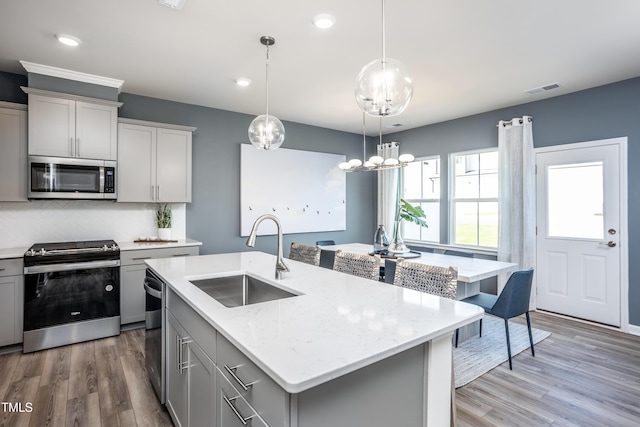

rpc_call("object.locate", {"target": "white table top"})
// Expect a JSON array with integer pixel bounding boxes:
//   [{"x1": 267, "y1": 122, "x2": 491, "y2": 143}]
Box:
[
  {"x1": 320, "y1": 243, "x2": 518, "y2": 283},
  {"x1": 146, "y1": 251, "x2": 483, "y2": 393}
]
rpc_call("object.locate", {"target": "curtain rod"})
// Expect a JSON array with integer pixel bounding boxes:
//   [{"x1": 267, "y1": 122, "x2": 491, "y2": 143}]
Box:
[{"x1": 496, "y1": 117, "x2": 533, "y2": 127}]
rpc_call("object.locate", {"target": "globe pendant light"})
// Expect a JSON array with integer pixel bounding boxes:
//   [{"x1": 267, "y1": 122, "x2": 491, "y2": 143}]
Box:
[
  {"x1": 248, "y1": 36, "x2": 285, "y2": 150},
  {"x1": 355, "y1": 0, "x2": 413, "y2": 117}
]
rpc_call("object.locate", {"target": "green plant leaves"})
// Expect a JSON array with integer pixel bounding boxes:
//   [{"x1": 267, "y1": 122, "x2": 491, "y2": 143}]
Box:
[{"x1": 397, "y1": 198, "x2": 428, "y2": 228}]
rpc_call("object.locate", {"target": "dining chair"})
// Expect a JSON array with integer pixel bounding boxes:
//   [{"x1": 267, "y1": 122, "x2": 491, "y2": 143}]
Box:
[
  {"x1": 444, "y1": 249, "x2": 474, "y2": 258},
  {"x1": 289, "y1": 242, "x2": 321, "y2": 266},
  {"x1": 455, "y1": 268, "x2": 535, "y2": 370},
  {"x1": 383, "y1": 259, "x2": 397, "y2": 284},
  {"x1": 333, "y1": 250, "x2": 381, "y2": 281},
  {"x1": 319, "y1": 250, "x2": 336, "y2": 270},
  {"x1": 315, "y1": 240, "x2": 336, "y2": 246},
  {"x1": 393, "y1": 259, "x2": 458, "y2": 300}
]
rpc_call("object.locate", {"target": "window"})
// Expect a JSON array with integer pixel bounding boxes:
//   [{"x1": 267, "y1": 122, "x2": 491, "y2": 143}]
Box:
[
  {"x1": 401, "y1": 157, "x2": 440, "y2": 243},
  {"x1": 451, "y1": 150, "x2": 499, "y2": 248}
]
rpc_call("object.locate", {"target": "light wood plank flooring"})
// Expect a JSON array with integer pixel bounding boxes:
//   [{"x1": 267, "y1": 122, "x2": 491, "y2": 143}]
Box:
[
  {"x1": 456, "y1": 312, "x2": 640, "y2": 427},
  {"x1": 1, "y1": 313, "x2": 639, "y2": 426},
  {"x1": 0, "y1": 327, "x2": 172, "y2": 427}
]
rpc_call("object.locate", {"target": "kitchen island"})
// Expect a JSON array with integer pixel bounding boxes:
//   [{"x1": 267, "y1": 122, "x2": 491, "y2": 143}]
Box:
[{"x1": 146, "y1": 251, "x2": 483, "y2": 427}]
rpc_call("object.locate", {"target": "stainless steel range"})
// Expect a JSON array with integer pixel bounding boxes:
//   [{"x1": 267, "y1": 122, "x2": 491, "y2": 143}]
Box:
[{"x1": 23, "y1": 239, "x2": 121, "y2": 353}]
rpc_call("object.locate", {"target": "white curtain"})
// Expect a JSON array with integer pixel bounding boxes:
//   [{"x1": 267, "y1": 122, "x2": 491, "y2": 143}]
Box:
[
  {"x1": 497, "y1": 116, "x2": 535, "y2": 293},
  {"x1": 377, "y1": 142, "x2": 401, "y2": 241}
]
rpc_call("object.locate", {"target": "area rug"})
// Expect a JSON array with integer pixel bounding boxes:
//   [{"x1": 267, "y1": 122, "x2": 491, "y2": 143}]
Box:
[{"x1": 453, "y1": 314, "x2": 551, "y2": 388}]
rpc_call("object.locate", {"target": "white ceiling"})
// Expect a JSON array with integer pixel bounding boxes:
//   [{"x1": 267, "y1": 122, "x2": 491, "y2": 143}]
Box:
[{"x1": 1, "y1": 0, "x2": 640, "y2": 136}]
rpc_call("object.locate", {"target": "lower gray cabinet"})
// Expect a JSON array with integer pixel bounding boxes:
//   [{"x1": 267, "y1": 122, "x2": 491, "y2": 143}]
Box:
[
  {"x1": 166, "y1": 310, "x2": 215, "y2": 427},
  {"x1": 0, "y1": 258, "x2": 24, "y2": 346},
  {"x1": 120, "y1": 245, "x2": 199, "y2": 325},
  {"x1": 217, "y1": 367, "x2": 268, "y2": 427}
]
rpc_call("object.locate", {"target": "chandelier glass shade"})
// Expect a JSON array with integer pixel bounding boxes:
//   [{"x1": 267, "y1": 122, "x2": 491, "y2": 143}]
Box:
[
  {"x1": 354, "y1": 0, "x2": 413, "y2": 117},
  {"x1": 248, "y1": 36, "x2": 285, "y2": 150}
]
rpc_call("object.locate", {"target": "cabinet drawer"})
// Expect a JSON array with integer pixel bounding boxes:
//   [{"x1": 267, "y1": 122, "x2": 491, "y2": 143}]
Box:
[
  {"x1": 167, "y1": 288, "x2": 216, "y2": 361},
  {"x1": 217, "y1": 334, "x2": 288, "y2": 427},
  {"x1": 0, "y1": 258, "x2": 23, "y2": 277},
  {"x1": 218, "y1": 367, "x2": 269, "y2": 427},
  {"x1": 121, "y1": 246, "x2": 199, "y2": 265}
]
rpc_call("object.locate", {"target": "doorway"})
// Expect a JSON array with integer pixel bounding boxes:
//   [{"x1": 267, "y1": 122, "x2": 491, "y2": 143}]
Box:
[{"x1": 535, "y1": 137, "x2": 627, "y2": 327}]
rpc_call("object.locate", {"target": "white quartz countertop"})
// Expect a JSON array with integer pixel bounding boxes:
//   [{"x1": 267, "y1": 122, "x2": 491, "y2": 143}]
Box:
[
  {"x1": 146, "y1": 251, "x2": 484, "y2": 394},
  {"x1": 0, "y1": 238, "x2": 201, "y2": 259},
  {"x1": 0, "y1": 246, "x2": 28, "y2": 259},
  {"x1": 117, "y1": 238, "x2": 202, "y2": 251}
]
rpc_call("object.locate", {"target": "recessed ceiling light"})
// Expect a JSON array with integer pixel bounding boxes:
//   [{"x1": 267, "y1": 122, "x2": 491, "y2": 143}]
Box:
[
  {"x1": 312, "y1": 14, "x2": 336, "y2": 29},
  {"x1": 235, "y1": 78, "x2": 251, "y2": 87},
  {"x1": 56, "y1": 34, "x2": 81, "y2": 47},
  {"x1": 159, "y1": 0, "x2": 186, "y2": 10}
]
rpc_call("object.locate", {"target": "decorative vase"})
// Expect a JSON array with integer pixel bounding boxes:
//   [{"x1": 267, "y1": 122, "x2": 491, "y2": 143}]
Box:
[
  {"x1": 388, "y1": 220, "x2": 410, "y2": 253},
  {"x1": 157, "y1": 227, "x2": 172, "y2": 241},
  {"x1": 373, "y1": 224, "x2": 390, "y2": 252}
]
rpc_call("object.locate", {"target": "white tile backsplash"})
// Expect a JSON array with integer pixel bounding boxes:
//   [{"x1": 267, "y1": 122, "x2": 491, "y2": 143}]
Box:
[{"x1": 0, "y1": 201, "x2": 186, "y2": 248}]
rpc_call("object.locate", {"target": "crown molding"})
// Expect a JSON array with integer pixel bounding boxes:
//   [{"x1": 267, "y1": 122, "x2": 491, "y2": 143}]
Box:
[{"x1": 20, "y1": 61, "x2": 124, "y2": 91}]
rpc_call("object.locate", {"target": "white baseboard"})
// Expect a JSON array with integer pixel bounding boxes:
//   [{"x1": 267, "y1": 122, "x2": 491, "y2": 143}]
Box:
[{"x1": 628, "y1": 324, "x2": 640, "y2": 336}]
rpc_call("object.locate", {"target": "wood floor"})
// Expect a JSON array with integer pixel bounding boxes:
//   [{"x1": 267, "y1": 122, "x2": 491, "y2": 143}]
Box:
[
  {"x1": 0, "y1": 327, "x2": 172, "y2": 427},
  {"x1": 456, "y1": 312, "x2": 640, "y2": 427},
  {"x1": 1, "y1": 313, "x2": 639, "y2": 426}
]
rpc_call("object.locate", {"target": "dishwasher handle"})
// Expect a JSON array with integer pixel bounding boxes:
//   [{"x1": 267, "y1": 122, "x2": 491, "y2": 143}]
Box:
[{"x1": 143, "y1": 276, "x2": 163, "y2": 299}]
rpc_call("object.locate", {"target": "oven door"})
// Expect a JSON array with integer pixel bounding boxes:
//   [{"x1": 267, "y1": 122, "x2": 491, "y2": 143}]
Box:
[{"x1": 23, "y1": 260, "x2": 120, "y2": 331}]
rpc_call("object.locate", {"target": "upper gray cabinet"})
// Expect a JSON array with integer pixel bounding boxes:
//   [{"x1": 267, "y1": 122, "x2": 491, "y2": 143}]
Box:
[
  {"x1": 0, "y1": 102, "x2": 27, "y2": 201},
  {"x1": 23, "y1": 87, "x2": 121, "y2": 160},
  {"x1": 118, "y1": 118, "x2": 195, "y2": 203}
]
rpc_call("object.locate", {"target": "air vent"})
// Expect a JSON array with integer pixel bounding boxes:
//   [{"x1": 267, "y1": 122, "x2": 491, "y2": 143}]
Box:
[
  {"x1": 525, "y1": 83, "x2": 560, "y2": 95},
  {"x1": 387, "y1": 123, "x2": 404, "y2": 128}
]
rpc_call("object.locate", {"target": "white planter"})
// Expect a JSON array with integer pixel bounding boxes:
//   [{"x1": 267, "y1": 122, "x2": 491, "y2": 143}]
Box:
[{"x1": 158, "y1": 227, "x2": 172, "y2": 241}]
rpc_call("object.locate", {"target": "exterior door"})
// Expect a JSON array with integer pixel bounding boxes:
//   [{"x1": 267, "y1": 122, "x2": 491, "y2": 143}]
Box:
[{"x1": 536, "y1": 138, "x2": 625, "y2": 327}]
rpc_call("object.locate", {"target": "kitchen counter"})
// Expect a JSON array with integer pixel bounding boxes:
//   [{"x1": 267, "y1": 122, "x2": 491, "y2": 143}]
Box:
[
  {"x1": 117, "y1": 237, "x2": 202, "y2": 251},
  {"x1": 0, "y1": 246, "x2": 28, "y2": 259},
  {"x1": 146, "y1": 251, "x2": 483, "y2": 394}
]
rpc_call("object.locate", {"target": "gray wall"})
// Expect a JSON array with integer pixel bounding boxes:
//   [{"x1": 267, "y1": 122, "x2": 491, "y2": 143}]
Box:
[
  {"x1": 2, "y1": 69, "x2": 637, "y2": 325},
  {"x1": 118, "y1": 94, "x2": 377, "y2": 255},
  {"x1": 387, "y1": 77, "x2": 640, "y2": 326}
]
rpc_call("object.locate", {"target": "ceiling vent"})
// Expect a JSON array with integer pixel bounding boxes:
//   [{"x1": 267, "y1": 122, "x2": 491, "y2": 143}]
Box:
[
  {"x1": 159, "y1": 0, "x2": 186, "y2": 10},
  {"x1": 525, "y1": 83, "x2": 560, "y2": 95},
  {"x1": 388, "y1": 123, "x2": 404, "y2": 128}
]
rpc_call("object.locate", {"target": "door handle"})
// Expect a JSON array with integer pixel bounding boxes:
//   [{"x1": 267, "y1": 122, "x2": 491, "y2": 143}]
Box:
[{"x1": 599, "y1": 241, "x2": 617, "y2": 248}]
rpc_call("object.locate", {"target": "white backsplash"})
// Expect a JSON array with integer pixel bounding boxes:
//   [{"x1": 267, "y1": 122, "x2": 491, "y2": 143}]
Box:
[{"x1": 0, "y1": 200, "x2": 186, "y2": 249}]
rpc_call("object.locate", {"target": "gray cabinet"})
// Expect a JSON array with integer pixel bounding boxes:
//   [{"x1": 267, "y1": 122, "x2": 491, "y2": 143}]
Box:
[
  {"x1": 117, "y1": 119, "x2": 195, "y2": 203},
  {"x1": 0, "y1": 258, "x2": 24, "y2": 346},
  {"x1": 166, "y1": 291, "x2": 216, "y2": 427},
  {"x1": 120, "y1": 245, "x2": 199, "y2": 325},
  {"x1": 24, "y1": 88, "x2": 120, "y2": 160},
  {"x1": 0, "y1": 102, "x2": 27, "y2": 201}
]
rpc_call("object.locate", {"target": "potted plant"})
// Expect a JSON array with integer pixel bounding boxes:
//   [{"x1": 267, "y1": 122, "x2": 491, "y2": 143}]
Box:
[
  {"x1": 388, "y1": 198, "x2": 428, "y2": 253},
  {"x1": 156, "y1": 204, "x2": 172, "y2": 241}
]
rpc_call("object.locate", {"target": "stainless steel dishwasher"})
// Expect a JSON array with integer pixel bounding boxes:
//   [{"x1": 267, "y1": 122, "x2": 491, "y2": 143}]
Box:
[{"x1": 144, "y1": 268, "x2": 165, "y2": 403}]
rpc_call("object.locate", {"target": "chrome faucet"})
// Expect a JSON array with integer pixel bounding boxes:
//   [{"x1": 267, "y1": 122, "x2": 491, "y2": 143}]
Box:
[{"x1": 246, "y1": 214, "x2": 290, "y2": 279}]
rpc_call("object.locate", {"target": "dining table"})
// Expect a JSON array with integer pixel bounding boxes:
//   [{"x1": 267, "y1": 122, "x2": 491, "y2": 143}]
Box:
[{"x1": 319, "y1": 242, "x2": 519, "y2": 343}]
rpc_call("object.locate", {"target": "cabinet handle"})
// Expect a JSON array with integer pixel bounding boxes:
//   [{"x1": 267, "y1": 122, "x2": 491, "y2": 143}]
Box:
[
  {"x1": 223, "y1": 395, "x2": 256, "y2": 426},
  {"x1": 76, "y1": 138, "x2": 80, "y2": 157},
  {"x1": 171, "y1": 254, "x2": 190, "y2": 257},
  {"x1": 178, "y1": 336, "x2": 192, "y2": 374},
  {"x1": 157, "y1": 185, "x2": 161, "y2": 201},
  {"x1": 224, "y1": 364, "x2": 256, "y2": 391},
  {"x1": 0, "y1": 268, "x2": 5, "y2": 272},
  {"x1": 131, "y1": 257, "x2": 152, "y2": 261},
  {"x1": 70, "y1": 137, "x2": 74, "y2": 156}
]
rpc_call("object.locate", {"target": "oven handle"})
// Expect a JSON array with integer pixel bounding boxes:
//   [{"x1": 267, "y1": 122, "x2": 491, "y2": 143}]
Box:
[
  {"x1": 144, "y1": 278, "x2": 163, "y2": 300},
  {"x1": 24, "y1": 259, "x2": 120, "y2": 274}
]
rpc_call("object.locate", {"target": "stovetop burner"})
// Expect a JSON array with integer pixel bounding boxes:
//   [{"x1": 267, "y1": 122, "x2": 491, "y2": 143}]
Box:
[{"x1": 24, "y1": 239, "x2": 120, "y2": 266}]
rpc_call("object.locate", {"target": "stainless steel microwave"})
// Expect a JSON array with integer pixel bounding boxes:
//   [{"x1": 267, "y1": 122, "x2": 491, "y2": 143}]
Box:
[{"x1": 28, "y1": 156, "x2": 117, "y2": 200}]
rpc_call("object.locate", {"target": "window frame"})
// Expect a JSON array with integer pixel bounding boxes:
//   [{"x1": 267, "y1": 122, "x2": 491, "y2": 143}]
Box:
[
  {"x1": 400, "y1": 155, "x2": 441, "y2": 244},
  {"x1": 448, "y1": 148, "x2": 499, "y2": 249}
]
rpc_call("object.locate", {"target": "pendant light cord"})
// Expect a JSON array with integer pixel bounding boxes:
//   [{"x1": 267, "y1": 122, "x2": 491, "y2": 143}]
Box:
[
  {"x1": 381, "y1": 0, "x2": 386, "y2": 62},
  {"x1": 362, "y1": 112, "x2": 367, "y2": 161},
  {"x1": 265, "y1": 44, "x2": 270, "y2": 121}
]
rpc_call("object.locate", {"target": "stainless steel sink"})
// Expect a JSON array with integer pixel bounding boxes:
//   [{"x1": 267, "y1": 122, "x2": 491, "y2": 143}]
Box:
[{"x1": 189, "y1": 274, "x2": 298, "y2": 307}]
